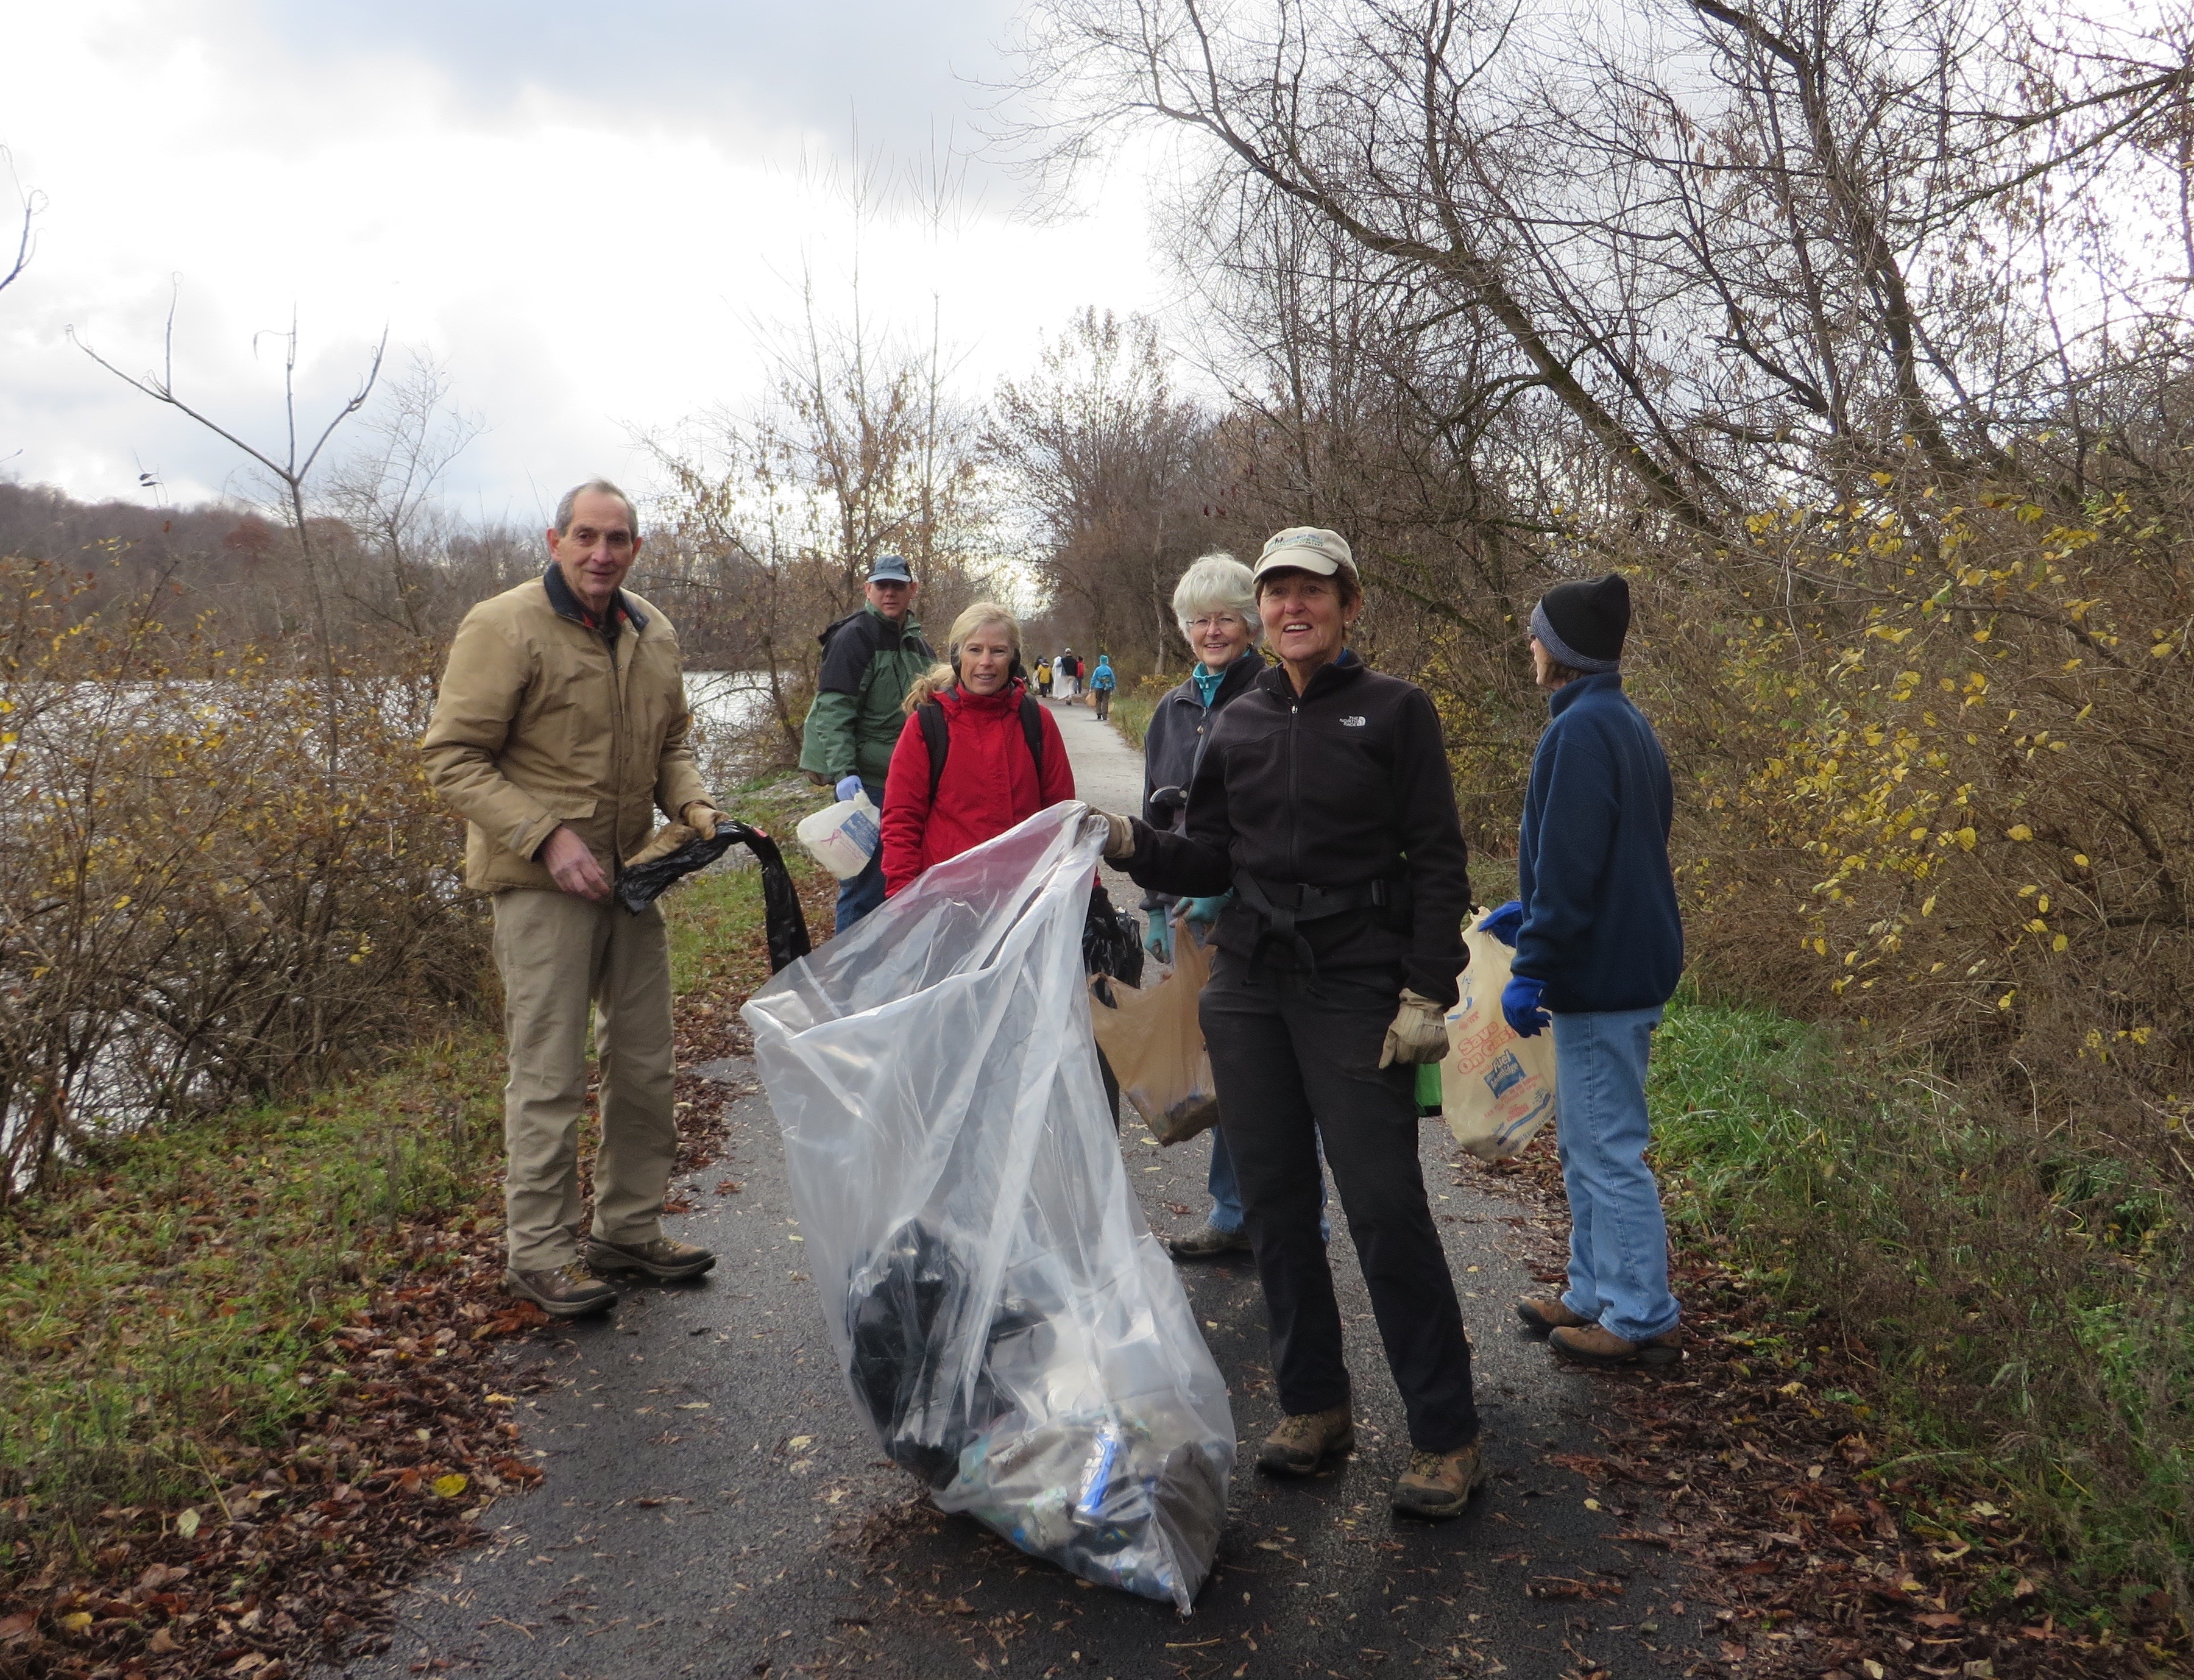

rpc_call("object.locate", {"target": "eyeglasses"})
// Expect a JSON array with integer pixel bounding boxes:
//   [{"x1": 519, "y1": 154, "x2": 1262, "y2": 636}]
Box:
[{"x1": 1186, "y1": 615, "x2": 1247, "y2": 633}]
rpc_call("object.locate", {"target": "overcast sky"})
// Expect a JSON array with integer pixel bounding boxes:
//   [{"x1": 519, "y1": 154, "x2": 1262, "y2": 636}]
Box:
[{"x1": 0, "y1": 0, "x2": 1166, "y2": 525}]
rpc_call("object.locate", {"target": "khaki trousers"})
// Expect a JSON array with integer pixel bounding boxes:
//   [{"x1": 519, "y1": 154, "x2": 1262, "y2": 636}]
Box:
[{"x1": 492, "y1": 889, "x2": 678, "y2": 1271}]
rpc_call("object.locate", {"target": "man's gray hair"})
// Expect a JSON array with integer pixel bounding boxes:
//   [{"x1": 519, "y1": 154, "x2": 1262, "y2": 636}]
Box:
[
  {"x1": 1172, "y1": 553, "x2": 1261, "y2": 640},
  {"x1": 553, "y1": 478, "x2": 640, "y2": 540}
]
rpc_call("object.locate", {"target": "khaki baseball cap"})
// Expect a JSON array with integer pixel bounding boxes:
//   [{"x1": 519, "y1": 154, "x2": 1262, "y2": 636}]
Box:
[{"x1": 1251, "y1": 526, "x2": 1357, "y2": 584}]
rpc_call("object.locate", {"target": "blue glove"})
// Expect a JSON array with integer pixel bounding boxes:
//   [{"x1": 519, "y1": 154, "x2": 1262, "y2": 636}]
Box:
[
  {"x1": 1477, "y1": 899, "x2": 1524, "y2": 946},
  {"x1": 1142, "y1": 910, "x2": 1173, "y2": 963},
  {"x1": 834, "y1": 774, "x2": 863, "y2": 802},
  {"x1": 1181, "y1": 893, "x2": 1231, "y2": 927},
  {"x1": 1501, "y1": 973, "x2": 1551, "y2": 1039}
]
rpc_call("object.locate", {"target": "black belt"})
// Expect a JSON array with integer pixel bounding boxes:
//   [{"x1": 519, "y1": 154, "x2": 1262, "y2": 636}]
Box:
[{"x1": 1233, "y1": 871, "x2": 1400, "y2": 979}]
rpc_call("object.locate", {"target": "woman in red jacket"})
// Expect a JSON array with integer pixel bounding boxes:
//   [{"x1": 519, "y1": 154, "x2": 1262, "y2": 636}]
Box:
[{"x1": 880, "y1": 601, "x2": 1075, "y2": 896}]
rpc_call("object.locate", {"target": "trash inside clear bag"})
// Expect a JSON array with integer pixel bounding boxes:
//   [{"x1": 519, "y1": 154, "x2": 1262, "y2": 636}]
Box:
[{"x1": 742, "y1": 802, "x2": 1236, "y2": 1611}]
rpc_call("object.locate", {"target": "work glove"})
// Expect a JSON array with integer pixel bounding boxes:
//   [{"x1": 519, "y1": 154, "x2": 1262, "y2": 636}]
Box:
[
  {"x1": 1083, "y1": 809, "x2": 1137, "y2": 860},
  {"x1": 1142, "y1": 910, "x2": 1173, "y2": 963},
  {"x1": 1181, "y1": 893, "x2": 1231, "y2": 927},
  {"x1": 833, "y1": 775, "x2": 864, "y2": 802},
  {"x1": 624, "y1": 823, "x2": 698, "y2": 871},
  {"x1": 1377, "y1": 988, "x2": 1451, "y2": 1069},
  {"x1": 1501, "y1": 973, "x2": 1551, "y2": 1039},
  {"x1": 681, "y1": 801, "x2": 730, "y2": 835},
  {"x1": 1476, "y1": 899, "x2": 1524, "y2": 946}
]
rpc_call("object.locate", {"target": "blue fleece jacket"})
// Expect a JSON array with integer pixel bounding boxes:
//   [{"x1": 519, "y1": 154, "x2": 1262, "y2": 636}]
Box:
[{"x1": 1511, "y1": 672, "x2": 1683, "y2": 1012}]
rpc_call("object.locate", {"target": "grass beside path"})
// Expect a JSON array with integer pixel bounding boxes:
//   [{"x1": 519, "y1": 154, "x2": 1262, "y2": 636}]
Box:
[
  {"x1": 0, "y1": 777, "x2": 829, "y2": 1675},
  {"x1": 1643, "y1": 991, "x2": 2193, "y2": 1644}
]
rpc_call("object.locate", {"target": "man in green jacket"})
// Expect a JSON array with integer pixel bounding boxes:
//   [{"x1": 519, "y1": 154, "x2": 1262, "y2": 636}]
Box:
[{"x1": 798, "y1": 555, "x2": 933, "y2": 931}]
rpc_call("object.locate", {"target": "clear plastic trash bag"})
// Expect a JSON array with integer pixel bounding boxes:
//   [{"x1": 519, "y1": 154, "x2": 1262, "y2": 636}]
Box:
[{"x1": 741, "y1": 802, "x2": 1236, "y2": 1612}]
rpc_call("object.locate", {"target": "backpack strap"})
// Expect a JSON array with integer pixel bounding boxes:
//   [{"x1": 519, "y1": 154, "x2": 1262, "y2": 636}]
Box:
[
  {"x1": 1019, "y1": 693, "x2": 1045, "y2": 785},
  {"x1": 921, "y1": 691, "x2": 1045, "y2": 805},
  {"x1": 919, "y1": 700, "x2": 950, "y2": 804}
]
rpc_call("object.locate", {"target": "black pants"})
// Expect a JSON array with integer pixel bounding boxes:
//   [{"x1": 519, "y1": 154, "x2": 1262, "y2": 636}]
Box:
[{"x1": 1200, "y1": 950, "x2": 1480, "y2": 1451}]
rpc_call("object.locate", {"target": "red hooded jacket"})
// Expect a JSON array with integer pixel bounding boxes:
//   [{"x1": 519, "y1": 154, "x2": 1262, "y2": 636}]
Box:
[{"x1": 880, "y1": 679, "x2": 1076, "y2": 896}]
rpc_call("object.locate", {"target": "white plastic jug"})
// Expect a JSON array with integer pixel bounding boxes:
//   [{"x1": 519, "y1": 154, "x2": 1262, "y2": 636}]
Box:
[{"x1": 795, "y1": 791, "x2": 882, "y2": 879}]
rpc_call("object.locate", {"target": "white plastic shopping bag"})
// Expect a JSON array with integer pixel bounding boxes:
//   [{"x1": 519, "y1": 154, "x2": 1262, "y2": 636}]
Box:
[
  {"x1": 1442, "y1": 925, "x2": 1558, "y2": 1160},
  {"x1": 794, "y1": 790, "x2": 882, "y2": 879},
  {"x1": 743, "y1": 802, "x2": 1235, "y2": 1610}
]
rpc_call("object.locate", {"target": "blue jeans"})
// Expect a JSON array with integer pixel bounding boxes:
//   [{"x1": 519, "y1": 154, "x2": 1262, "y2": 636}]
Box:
[
  {"x1": 1552, "y1": 1006, "x2": 1679, "y2": 1344},
  {"x1": 832, "y1": 779, "x2": 887, "y2": 934},
  {"x1": 1206, "y1": 1125, "x2": 1244, "y2": 1231}
]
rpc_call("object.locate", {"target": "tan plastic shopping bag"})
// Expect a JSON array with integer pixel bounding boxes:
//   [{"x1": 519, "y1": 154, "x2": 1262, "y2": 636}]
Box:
[
  {"x1": 1089, "y1": 921, "x2": 1220, "y2": 1146},
  {"x1": 1441, "y1": 926, "x2": 1558, "y2": 1160}
]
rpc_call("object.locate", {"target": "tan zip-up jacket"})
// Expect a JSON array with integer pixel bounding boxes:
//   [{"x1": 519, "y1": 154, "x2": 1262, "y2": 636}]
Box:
[{"x1": 421, "y1": 570, "x2": 712, "y2": 893}]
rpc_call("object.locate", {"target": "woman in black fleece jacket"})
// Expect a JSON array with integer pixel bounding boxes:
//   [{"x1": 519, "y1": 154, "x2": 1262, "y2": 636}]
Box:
[{"x1": 1099, "y1": 526, "x2": 1485, "y2": 1521}]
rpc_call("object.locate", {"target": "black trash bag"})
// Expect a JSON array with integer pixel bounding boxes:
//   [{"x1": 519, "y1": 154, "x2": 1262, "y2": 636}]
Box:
[
  {"x1": 843, "y1": 1217, "x2": 1040, "y2": 1486},
  {"x1": 615, "y1": 820, "x2": 812, "y2": 973},
  {"x1": 1081, "y1": 882, "x2": 1144, "y2": 990}
]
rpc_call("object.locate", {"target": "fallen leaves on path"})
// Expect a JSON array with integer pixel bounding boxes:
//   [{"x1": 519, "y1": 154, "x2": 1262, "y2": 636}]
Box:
[{"x1": 1462, "y1": 1132, "x2": 2184, "y2": 1679}]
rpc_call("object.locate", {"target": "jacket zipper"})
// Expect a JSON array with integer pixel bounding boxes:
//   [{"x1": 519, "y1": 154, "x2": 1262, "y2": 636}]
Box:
[
  {"x1": 608, "y1": 622, "x2": 628, "y2": 862},
  {"x1": 1287, "y1": 692, "x2": 1301, "y2": 882}
]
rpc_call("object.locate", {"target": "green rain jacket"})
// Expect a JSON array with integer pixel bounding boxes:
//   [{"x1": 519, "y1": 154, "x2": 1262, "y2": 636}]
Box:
[{"x1": 798, "y1": 604, "x2": 935, "y2": 786}]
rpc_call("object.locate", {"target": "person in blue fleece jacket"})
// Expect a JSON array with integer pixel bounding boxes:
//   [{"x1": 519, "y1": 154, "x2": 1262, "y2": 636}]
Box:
[{"x1": 1501, "y1": 573, "x2": 1686, "y2": 1368}]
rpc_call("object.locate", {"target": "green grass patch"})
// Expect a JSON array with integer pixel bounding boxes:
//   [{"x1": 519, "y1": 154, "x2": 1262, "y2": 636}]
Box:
[
  {"x1": 1648, "y1": 990, "x2": 2194, "y2": 1611},
  {"x1": 1106, "y1": 686, "x2": 1162, "y2": 750},
  {"x1": 0, "y1": 1032, "x2": 507, "y2": 1531},
  {"x1": 0, "y1": 847, "x2": 796, "y2": 1551}
]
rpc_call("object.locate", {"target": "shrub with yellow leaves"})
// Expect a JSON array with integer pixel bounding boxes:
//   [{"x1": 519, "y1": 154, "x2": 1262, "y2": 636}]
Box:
[{"x1": 1640, "y1": 467, "x2": 2188, "y2": 1127}]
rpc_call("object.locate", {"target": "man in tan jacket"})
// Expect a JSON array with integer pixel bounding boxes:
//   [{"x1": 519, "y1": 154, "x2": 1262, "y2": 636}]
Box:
[{"x1": 423, "y1": 479, "x2": 721, "y2": 1317}]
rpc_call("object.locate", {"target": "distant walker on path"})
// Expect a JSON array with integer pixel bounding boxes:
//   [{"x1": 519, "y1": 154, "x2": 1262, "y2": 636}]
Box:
[{"x1": 421, "y1": 479, "x2": 723, "y2": 1319}]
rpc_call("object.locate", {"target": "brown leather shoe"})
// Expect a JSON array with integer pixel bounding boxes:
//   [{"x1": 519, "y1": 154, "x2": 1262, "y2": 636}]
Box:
[
  {"x1": 1515, "y1": 1294, "x2": 1593, "y2": 1334},
  {"x1": 1393, "y1": 1441, "x2": 1490, "y2": 1519},
  {"x1": 504, "y1": 1262, "x2": 617, "y2": 1319},
  {"x1": 1256, "y1": 1402, "x2": 1355, "y2": 1477},
  {"x1": 1166, "y1": 1221, "x2": 1253, "y2": 1261},
  {"x1": 584, "y1": 1235, "x2": 717, "y2": 1281},
  {"x1": 1548, "y1": 1323, "x2": 1684, "y2": 1368}
]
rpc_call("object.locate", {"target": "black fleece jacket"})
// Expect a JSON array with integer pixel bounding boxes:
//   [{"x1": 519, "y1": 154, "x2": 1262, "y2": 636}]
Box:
[{"x1": 1123, "y1": 653, "x2": 1471, "y2": 1006}]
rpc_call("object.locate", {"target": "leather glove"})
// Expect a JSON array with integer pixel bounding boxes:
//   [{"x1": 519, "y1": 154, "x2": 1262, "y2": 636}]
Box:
[
  {"x1": 1083, "y1": 809, "x2": 1137, "y2": 860},
  {"x1": 833, "y1": 775, "x2": 864, "y2": 802},
  {"x1": 1142, "y1": 910, "x2": 1173, "y2": 963},
  {"x1": 1476, "y1": 899, "x2": 1524, "y2": 946},
  {"x1": 681, "y1": 801, "x2": 729, "y2": 836},
  {"x1": 625, "y1": 822, "x2": 700, "y2": 870},
  {"x1": 1181, "y1": 893, "x2": 1231, "y2": 927},
  {"x1": 1501, "y1": 973, "x2": 1551, "y2": 1039},
  {"x1": 1377, "y1": 988, "x2": 1451, "y2": 1069}
]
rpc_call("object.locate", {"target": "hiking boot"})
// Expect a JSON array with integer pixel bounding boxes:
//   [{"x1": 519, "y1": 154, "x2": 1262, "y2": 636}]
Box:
[
  {"x1": 1393, "y1": 1441, "x2": 1490, "y2": 1520},
  {"x1": 504, "y1": 1262, "x2": 617, "y2": 1319},
  {"x1": 584, "y1": 1235, "x2": 718, "y2": 1282},
  {"x1": 1257, "y1": 1402, "x2": 1354, "y2": 1477},
  {"x1": 1515, "y1": 1294, "x2": 1593, "y2": 1335},
  {"x1": 1166, "y1": 1221, "x2": 1252, "y2": 1261},
  {"x1": 1548, "y1": 1323, "x2": 1685, "y2": 1369}
]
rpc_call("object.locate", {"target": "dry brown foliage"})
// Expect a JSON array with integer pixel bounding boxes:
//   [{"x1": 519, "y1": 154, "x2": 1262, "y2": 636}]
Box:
[{"x1": 0, "y1": 558, "x2": 488, "y2": 1191}]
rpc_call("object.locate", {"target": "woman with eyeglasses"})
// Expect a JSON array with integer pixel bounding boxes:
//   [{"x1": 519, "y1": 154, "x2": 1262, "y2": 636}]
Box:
[{"x1": 1138, "y1": 556, "x2": 1266, "y2": 1261}]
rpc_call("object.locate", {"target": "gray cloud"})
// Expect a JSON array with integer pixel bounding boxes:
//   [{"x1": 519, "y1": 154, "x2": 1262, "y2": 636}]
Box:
[{"x1": 252, "y1": 0, "x2": 1025, "y2": 161}]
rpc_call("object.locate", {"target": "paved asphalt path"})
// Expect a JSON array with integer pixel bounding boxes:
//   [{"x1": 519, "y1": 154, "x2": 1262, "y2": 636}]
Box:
[{"x1": 339, "y1": 698, "x2": 1702, "y2": 1680}]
